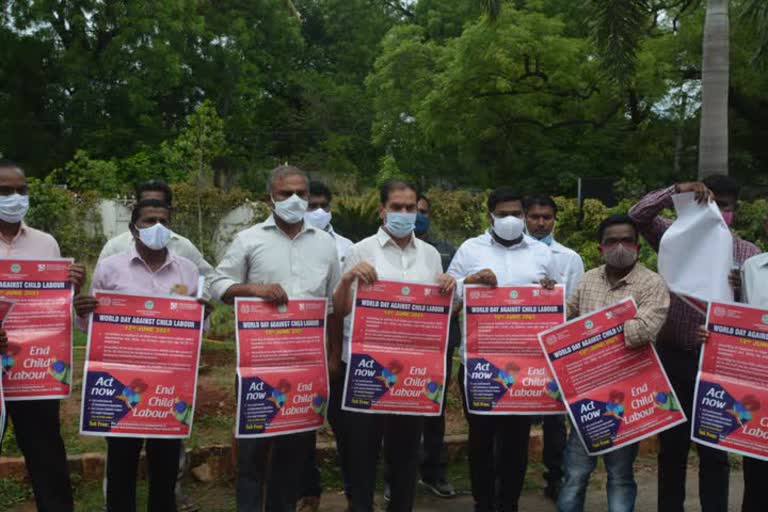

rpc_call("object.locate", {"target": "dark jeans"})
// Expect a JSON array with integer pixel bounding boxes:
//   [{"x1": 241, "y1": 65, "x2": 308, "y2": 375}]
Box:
[
  {"x1": 344, "y1": 410, "x2": 424, "y2": 512},
  {"x1": 420, "y1": 346, "x2": 455, "y2": 482},
  {"x1": 237, "y1": 431, "x2": 314, "y2": 512},
  {"x1": 657, "y1": 346, "x2": 730, "y2": 512},
  {"x1": 0, "y1": 399, "x2": 73, "y2": 512},
  {"x1": 459, "y1": 365, "x2": 531, "y2": 512},
  {"x1": 106, "y1": 437, "x2": 180, "y2": 512},
  {"x1": 300, "y1": 432, "x2": 323, "y2": 498},
  {"x1": 742, "y1": 456, "x2": 768, "y2": 512},
  {"x1": 542, "y1": 414, "x2": 566, "y2": 486}
]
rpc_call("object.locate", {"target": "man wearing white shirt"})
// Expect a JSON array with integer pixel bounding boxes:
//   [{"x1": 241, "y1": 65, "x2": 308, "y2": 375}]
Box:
[
  {"x1": 524, "y1": 195, "x2": 585, "y2": 502},
  {"x1": 210, "y1": 165, "x2": 342, "y2": 512},
  {"x1": 738, "y1": 214, "x2": 768, "y2": 512},
  {"x1": 299, "y1": 180, "x2": 354, "y2": 512},
  {"x1": 333, "y1": 179, "x2": 456, "y2": 512},
  {"x1": 447, "y1": 187, "x2": 558, "y2": 512}
]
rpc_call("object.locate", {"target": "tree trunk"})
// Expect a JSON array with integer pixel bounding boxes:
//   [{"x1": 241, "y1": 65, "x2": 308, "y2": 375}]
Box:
[{"x1": 698, "y1": 0, "x2": 730, "y2": 178}]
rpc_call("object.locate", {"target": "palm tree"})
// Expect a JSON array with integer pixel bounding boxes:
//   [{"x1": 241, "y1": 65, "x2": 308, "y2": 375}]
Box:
[{"x1": 478, "y1": 0, "x2": 768, "y2": 180}]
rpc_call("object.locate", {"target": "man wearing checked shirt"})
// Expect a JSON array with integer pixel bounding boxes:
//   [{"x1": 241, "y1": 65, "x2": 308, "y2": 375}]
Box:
[{"x1": 209, "y1": 165, "x2": 342, "y2": 512}]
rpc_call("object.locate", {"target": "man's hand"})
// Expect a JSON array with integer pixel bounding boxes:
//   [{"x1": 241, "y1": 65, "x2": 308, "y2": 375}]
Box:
[
  {"x1": 68, "y1": 263, "x2": 87, "y2": 295},
  {"x1": 0, "y1": 329, "x2": 7, "y2": 355},
  {"x1": 675, "y1": 182, "x2": 714, "y2": 204},
  {"x1": 729, "y1": 269, "x2": 741, "y2": 293},
  {"x1": 697, "y1": 325, "x2": 710, "y2": 344},
  {"x1": 197, "y1": 298, "x2": 214, "y2": 319},
  {"x1": 465, "y1": 269, "x2": 497, "y2": 287},
  {"x1": 342, "y1": 262, "x2": 377, "y2": 286},
  {"x1": 251, "y1": 284, "x2": 289, "y2": 305},
  {"x1": 74, "y1": 295, "x2": 99, "y2": 318},
  {"x1": 328, "y1": 355, "x2": 342, "y2": 381},
  {"x1": 539, "y1": 278, "x2": 557, "y2": 290},
  {"x1": 436, "y1": 274, "x2": 456, "y2": 295}
]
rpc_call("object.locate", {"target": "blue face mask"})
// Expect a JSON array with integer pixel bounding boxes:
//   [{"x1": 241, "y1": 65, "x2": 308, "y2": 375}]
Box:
[
  {"x1": 385, "y1": 212, "x2": 417, "y2": 238},
  {"x1": 537, "y1": 233, "x2": 554, "y2": 246},
  {"x1": 414, "y1": 212, "x2": 430, "y2": 235}
]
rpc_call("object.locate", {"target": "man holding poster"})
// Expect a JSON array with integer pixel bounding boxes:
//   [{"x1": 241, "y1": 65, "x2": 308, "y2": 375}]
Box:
[
  {"x1": 210, "y1": 165, "x2": 342, "y2": 512},
  {"x1": 446, "y1": 187, "x2": 557, "y2": 512},
  {"x1": 0, "y1": 159, "x2": 86, "y2": 512},
  {"x1": 553, "y1": 215, "x2": 671, "y2": 512},
  {"x1": 75, "y1": 198, "x2": 207, "y2": 512},
  {"x1": 333, "y1": 179, "x2": 455, "y2": 512}
]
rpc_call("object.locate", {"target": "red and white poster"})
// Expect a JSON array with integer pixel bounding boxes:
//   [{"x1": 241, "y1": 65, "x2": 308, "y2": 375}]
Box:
[
  {"x1": 464, "y1": 285, "x2": 566, "y2": 414},
  {"x1": 343, "y1": 280, "x2": 453, "y2": 416},
  {"x1": 692, "y1": 301, "x2": 768, "y2": 461},
  {"x1": 80, "y1": 291, "x2": 204, "y2": 438},
  {"x1": 235, "y1": 298, "x2": 329, "y2": 438},
  {"x1": 0, "y1": 297, "x2": 16, "y2": 440},
  {"x1": 0, "y1": 259, "x2": 74, "y2": 400},
  {"x1": 539, "y1": 298, "x2": 686, "y2": 455}
]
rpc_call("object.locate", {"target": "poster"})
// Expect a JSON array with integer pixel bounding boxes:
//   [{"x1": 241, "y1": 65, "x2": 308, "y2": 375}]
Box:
[
  {"x1": 692, "y1": 301, "x2": 768, "y2": 461},
  {"x1": 343, "y1": 280, "x2": 453, "y2": 416},
  {"x1": 539, "y1": 298, "x2": 686, "y2": 455},
  {"x1": 80, "y1": 291, "x2": 204, "y2": 438},
  {"x1": 0, "y1": 259, "x2": 74, "y2": 400},
  {"x1": 463, "y1": 285, "x2": 566, "y2": 414},
  {"x1": 235, "y1": 298, "x2": 329, "y2": 438},
  {"x1": 0, "y1": 297, "x2": 16, "y2": 441}
]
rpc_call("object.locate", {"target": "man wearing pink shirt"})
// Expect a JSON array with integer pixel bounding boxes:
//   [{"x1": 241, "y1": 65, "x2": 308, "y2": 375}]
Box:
[
  {"x1": 75, "y1": 199, "x2": 209, "y2": 512},
  {"x1": 0, "y1": 159, "x2": 87, "y2": 512}
]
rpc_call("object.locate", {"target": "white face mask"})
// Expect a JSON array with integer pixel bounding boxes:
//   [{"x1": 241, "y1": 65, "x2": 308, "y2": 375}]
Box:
[
  {"x1": 0, "y1": 194, "x2": 29, "y2": 224},
  {"x1": 305, "y1": 208, "x2": 332, "y2": 230},
  {"x1": 272, "y1": 194, "x2": 308, "y2": 224},
  {"x1": 137, "y1": 222, "x2": 172, "y2": 250},
  {"x1": 492, "y1": 214, "x2": 525, "y2": 241}
]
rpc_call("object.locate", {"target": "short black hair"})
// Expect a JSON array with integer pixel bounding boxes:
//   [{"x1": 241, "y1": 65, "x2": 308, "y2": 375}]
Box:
[
  {"x1": 488, "y1": 187, "x2": 523, "y2": 212},
  {"x1": 136, "y1": 179, "x2": 172, "y2": 205},
  {"x1": 417, "y1": 193, "x2": 431, "y2": 210},
  {"x1": 379, "y1": 179, "x2": 418, "y2": 205},
  {"x1": 131, "y1": 199, "x2": 170, "y2": 225},
  {"x1": 703, "y1": 174, "x2": 740, "y2": 199},
  {"x1": 309, "y1": 181, "x2": 333, "y2": 203},
  {"x1": 0, "y1": 159, "x2": 24, "y2": 175},
  {"x1": 523, "y1": 196, "x2": 558, "y2": 216},
  {"x1": 597, "y1": 214, "x2": 639, "y2": 243}
]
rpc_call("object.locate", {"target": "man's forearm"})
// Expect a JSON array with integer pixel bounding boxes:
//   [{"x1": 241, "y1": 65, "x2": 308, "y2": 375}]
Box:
[
  {"x1": 326, "y1": 312, "x2": 343, "y2": 362},
  {"x1": 628, "y1": 186, "x2": 675, "y2": 225},
  {"x1": 332, "y1": 278, "x2": 353, "y2": 318},
  {"x1": 221, "y1": 283, "x2": 252, "y2": 305}
]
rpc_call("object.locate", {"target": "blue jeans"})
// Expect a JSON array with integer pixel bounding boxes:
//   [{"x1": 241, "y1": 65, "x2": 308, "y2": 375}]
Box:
[{"x1": 558, "y1": 431, "x2": 638, "y2": 512}]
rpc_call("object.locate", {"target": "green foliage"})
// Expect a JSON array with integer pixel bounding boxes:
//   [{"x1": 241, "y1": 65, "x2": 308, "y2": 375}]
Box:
[
  {"x1": 587, "y1": 0, "x2": 650, "y2": 83},
  {"x1": 331, "y1": 189, "x2": 381, "y2": 242},
  {"x1": 26, "y1": 177, "x2": 105, "y2": 262},
  {"x1": 48, "y1": 150, "x2": 123, "y2": 196}
]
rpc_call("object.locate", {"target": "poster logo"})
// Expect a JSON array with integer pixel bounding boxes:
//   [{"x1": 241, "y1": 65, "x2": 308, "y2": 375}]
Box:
[
  {"x1": 585, "y1": 320, "x2": 594, "y2": 329},
  {"x1": 509, "y1": 290, "x2": 519, "y2": 299},
  {"x1": 99, "y1": 297, "x2": 112, "y2": 306},
  {"x1": 10, "y1": 264, "x2": 21, "y2": 273},
  {"x1": 546, "y1": 335, "x2": 558, "y2": 346},
  {"x1": 469, "y1": 291, "x2": 480, "y2": 299},
  {"x1": 170, "y1": 302, "x2": 178, "y2": 310},
  {"x1": 762, "y1": 314, "x2": 768, "y2": 325},
  {"x1": 277, "y1": 305, "x2": 287, "y2": 313},
  {"x1": 401, "y1": 286, "x2": 411, "y2": 296},
  {"x1": 37, "y1": 264, "x2": 46, "y2": 272},
  {"x1": 714, "y1": 307, "x2": 726, "y2": 317},
  {"x1": 144, "y1": 300, "x2": 155, "y2": 310}
]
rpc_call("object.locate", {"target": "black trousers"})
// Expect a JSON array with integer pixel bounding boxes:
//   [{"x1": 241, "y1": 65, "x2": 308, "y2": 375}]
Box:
[
  {"x1": 237, "y1": 431, "x2": 315, "y2": 512},
  {"x1": 542, "y1": 414, "x2": 566, "y2": 486},
  {"x1": 105, "y1": 437, "x2": 180, "y2": 512},
  {"x1": 420, "y1": 346, "x2": 455, "y2": 482},
  {"x1": 344, "y1": 410, "x2": 424, "y2": 512},
  {"x1": 0, "y1": 399, "x2": 73, "y2": 512},
  {"x1": 657, "y1": 346, "x2": 730, "y2": 512},
  {"x1": 742, "y1": 456, "x2": 768, "y2": 512},
  {"x1": 459, "y1": 365, "x2": 531, "y2": 512}
]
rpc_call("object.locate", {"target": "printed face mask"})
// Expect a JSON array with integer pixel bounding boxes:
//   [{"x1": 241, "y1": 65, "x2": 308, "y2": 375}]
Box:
[
  {"x1": 272, "y1": 194, "x2": 308, "y2": 224},
  {"x1": 721, "y1": 210, "x2": 734, "y2": 227},
  {"x1": 415, "y1": 212, "x2": 430, "y2": 235},
  {"x1": 385, "y1": 211, "x2": 417, "y2": 238},
  {"x1": 600, "y1": 242, "x2": 639, "y2": 269},
  {"x1": 304, "y1": 208, "x2": 332, "y2": 230},
  {"x1": 492, "y1": 214, "x2": 525, "y2": 241},
  {"x1": 0, "y1": 193, "x2": 29, "y2": 224},
  {"x1": 137, "y1": 222, "x2": 172, "y2": 250}
]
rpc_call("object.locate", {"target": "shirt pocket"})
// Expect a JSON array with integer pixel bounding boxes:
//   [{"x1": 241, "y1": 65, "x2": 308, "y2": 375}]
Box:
[{"x1": 301, "y1": 263, "x2": 331, "y2": 298}]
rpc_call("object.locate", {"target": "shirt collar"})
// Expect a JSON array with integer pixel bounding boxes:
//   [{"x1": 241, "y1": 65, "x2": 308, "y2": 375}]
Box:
[
  {"x1": 483, "y1": 230, "x2": 533, "y2": 250},
  {"x1": 129, "y1": 245, "x2": 176, "y2": 273},
  {"x1": 262, "y1": 215, "x2": 316, "y2": 237},
  {"x1": 0, "y1": 222, "x2": 28, "y2": 245},
  {"x1": 376, "y1": 227, "x2": 415, "y2": 248},
  {"x1": 599, "y1": 263, "x2": 643, "y2": 289}
]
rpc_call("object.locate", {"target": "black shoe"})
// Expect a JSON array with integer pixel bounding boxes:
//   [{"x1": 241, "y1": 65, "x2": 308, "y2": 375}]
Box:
[
  {"x1": 544, "y1": 481, "x2": 561, "y2": 502},
  {"x1": 420, "y1": 477, "x2": 456, "y2": 498}
]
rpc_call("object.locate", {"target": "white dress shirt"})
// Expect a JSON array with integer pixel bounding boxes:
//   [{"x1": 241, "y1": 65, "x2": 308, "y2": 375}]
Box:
[
  {"x1": 743, "y1": 252, "x2": 768, "y2": 308},
  {"x1": 340, "y1": 227, "x2": 444, "y2": 362},
  {"x1": 447, "y1": 232, "x2": 558, "y2": 357},
  {"x1": 548, "y1": 239, "x2": 585, "y2": 298},
  {"x1": 328, "y1": 226, "x2": 354, "y2": 265},
  {"x1": 210, "y1": 216, "x2": 341, "y2": 311}
]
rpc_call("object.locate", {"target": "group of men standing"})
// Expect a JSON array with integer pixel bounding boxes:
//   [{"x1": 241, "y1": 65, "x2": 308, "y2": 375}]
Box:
[{"x1": 0, "y1": 157, "x2": 766, "y2": 512}]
